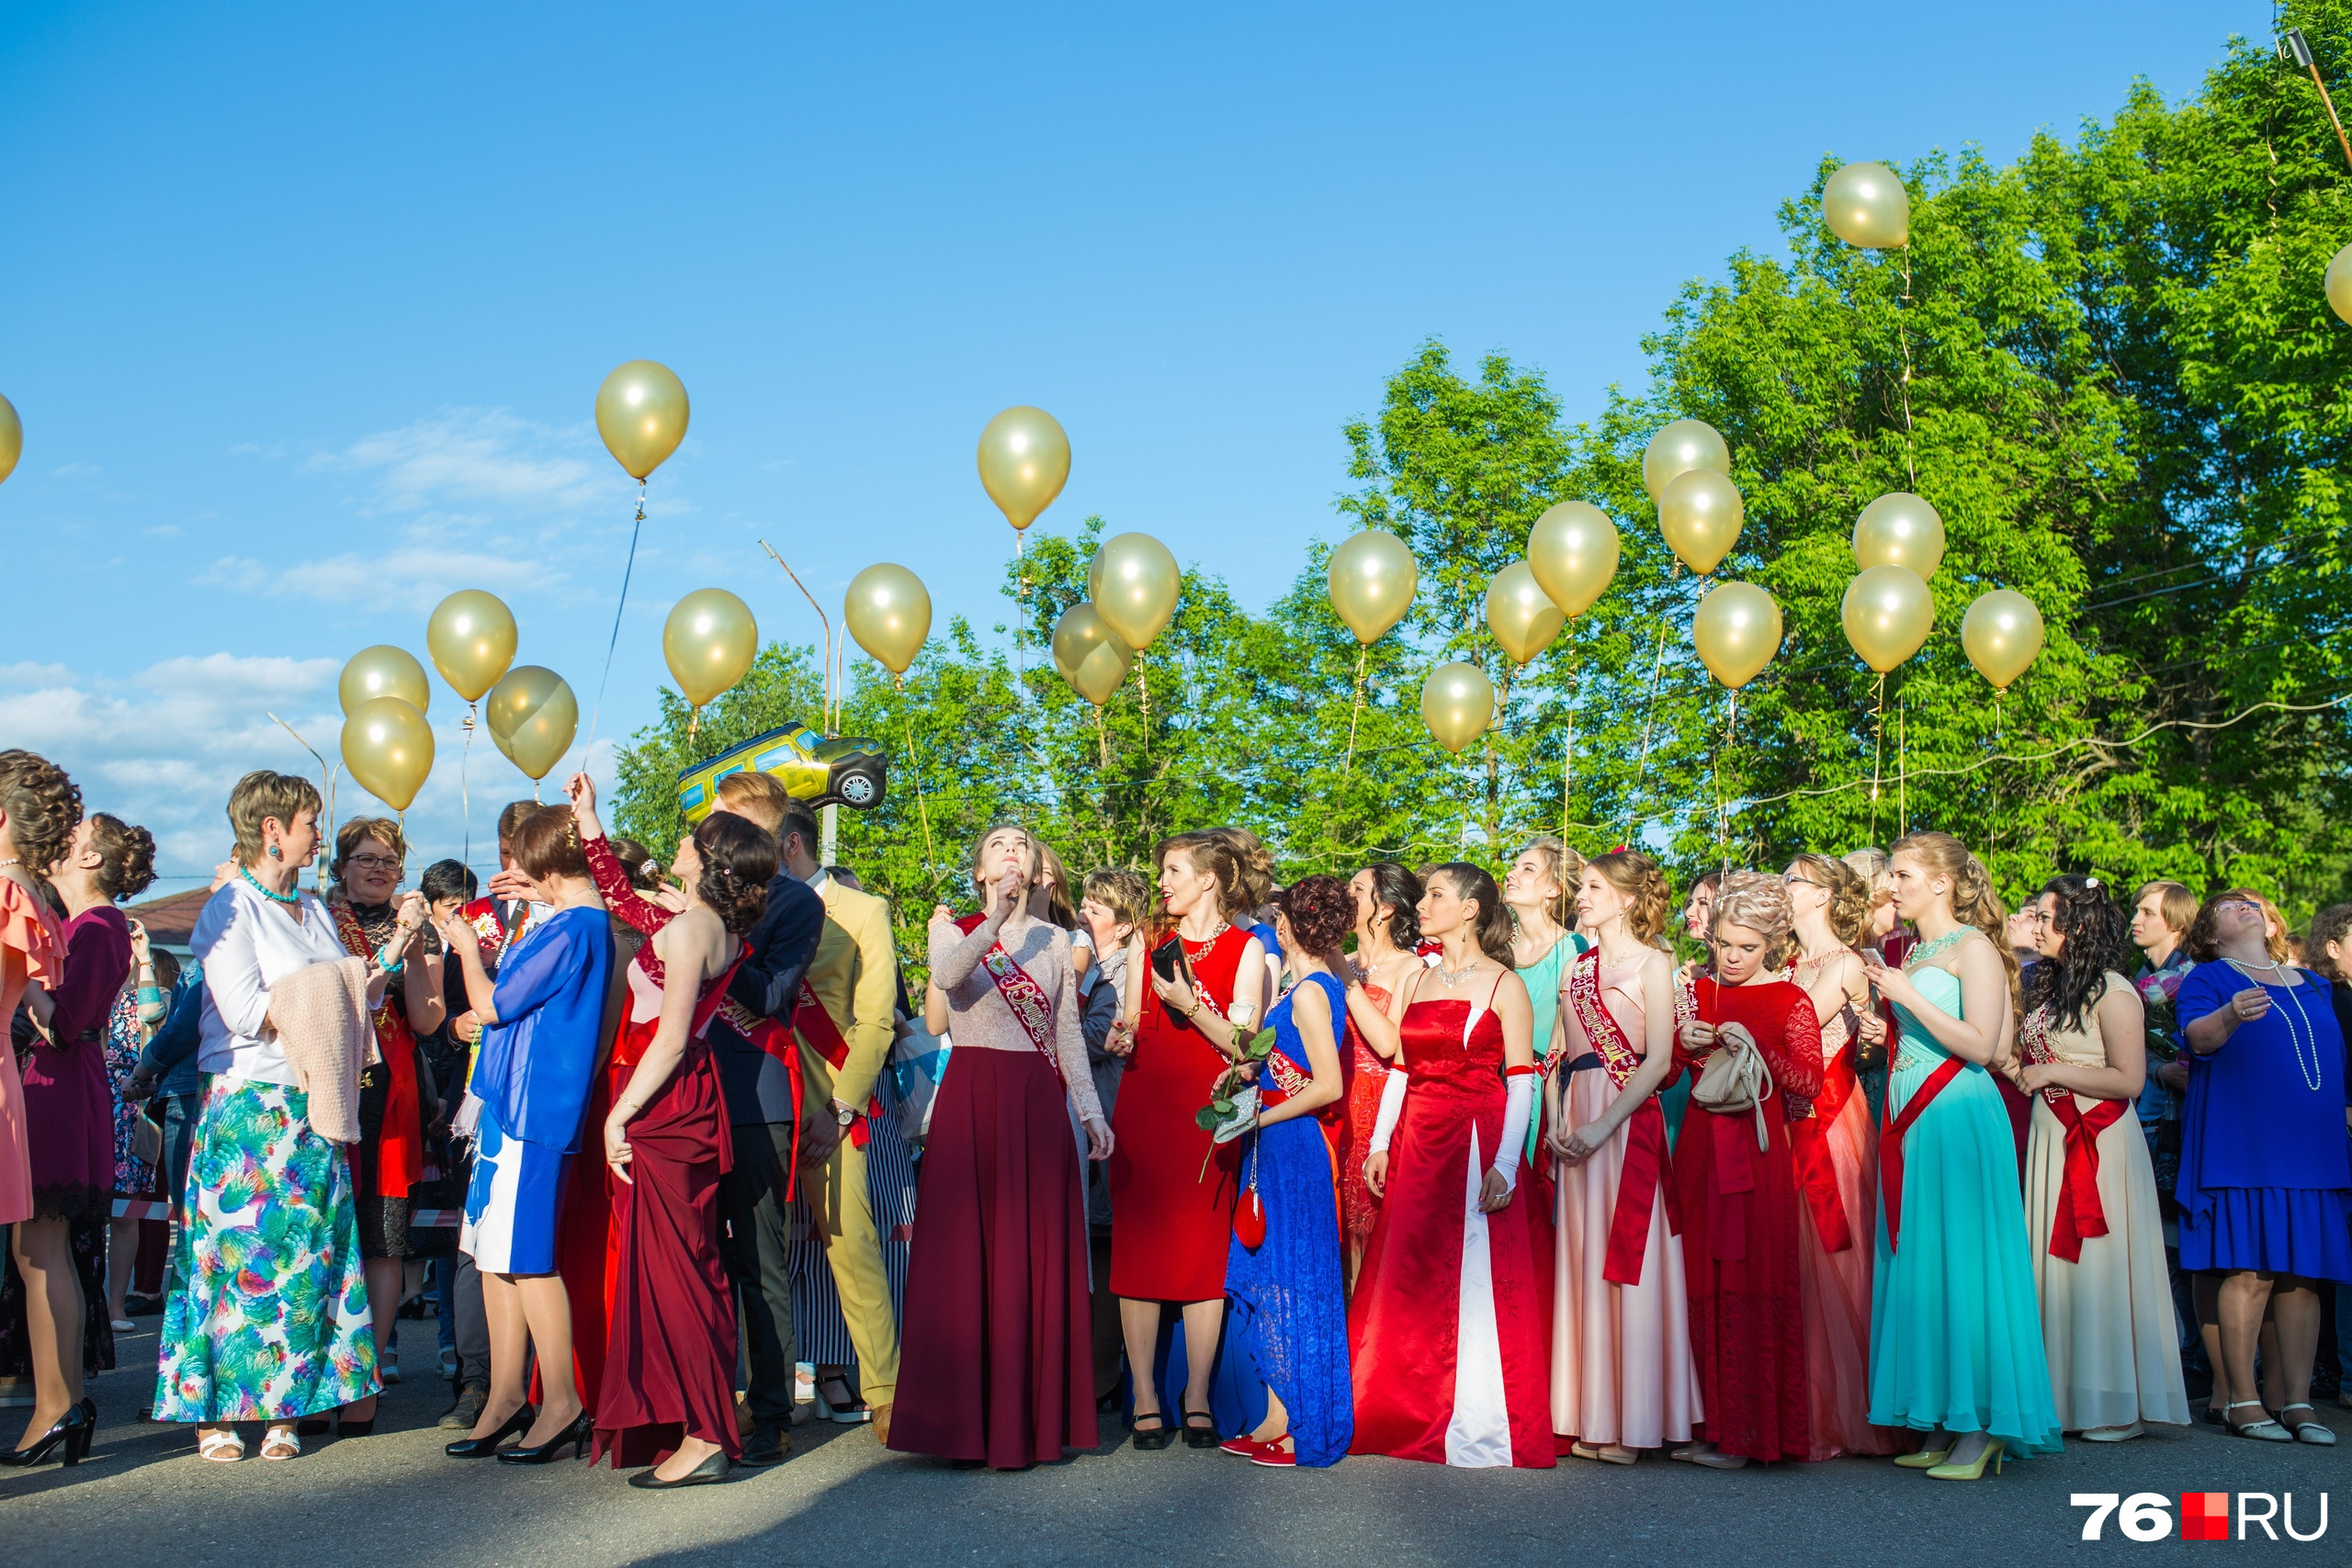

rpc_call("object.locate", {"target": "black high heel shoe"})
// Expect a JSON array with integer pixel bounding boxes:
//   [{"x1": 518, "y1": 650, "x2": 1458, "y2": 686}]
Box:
[
  {"x1": 1130, "y1": 1411, "x2": 1175, "y2": 1451},
  {"x1": 497, "y1": 1410, "x2": 593, "y2": 1464},
  {"x1": 444, "y1": 1403, "x2": 535, "y2": 1459},
  {"x1": 1181, "y1": 1409, "x2": 1220, "y2": 1450},
  {"x1": 1, "y1": 1402, "x2": 93, "y2": 1468},
  {"x1": 627, "y1": 1450, "x2": 731, "y2": 1489}
]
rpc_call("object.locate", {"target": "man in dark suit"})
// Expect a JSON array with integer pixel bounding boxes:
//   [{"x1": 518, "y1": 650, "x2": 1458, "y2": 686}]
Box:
[{"x1": 706, "y1": 771, "x2": 826, "y2": 1464}]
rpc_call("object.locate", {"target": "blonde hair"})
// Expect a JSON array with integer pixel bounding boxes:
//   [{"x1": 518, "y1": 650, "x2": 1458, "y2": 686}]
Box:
[
  {"x1": 713, "y1": 770, "x2": 795, "y2": 835},
  {"x1": 1513, "y1": 834, "x2": 1581, "y2": 931},
  {"x1": 2133, "y1": 879, "x2": 2198, "y2": 937},
  {"x1": 1842, "y1": 847, "x2": 1891, "y2": 901},
  {"x1": 1711, "y1": 871, "x2": 1794, "y2": 966},
  {"x1": 1889, "y1": 829, "x2": 2019, "y2": 1022},
  {"x1": 1082, "y1": 866, "x2": 1150, "y2": 931},
  {"x1": 2186, "y1": 887, "x2": 2293, "y2": 964},
  {"x1": 1791, "y1": 852, "x2": 1870, "y2": 947},
  {"x1": 227, "y1": 770, "x2": 323, "y2": 868},
  {"x1": 1159, "y1": 829, "x2": 1264, "y2": 923},
  {"x1": 1034, "y1": 842, "x2": 1080, "y2": 931},
  {"x1": 1586, "y1": 849, "x2": 1670, "y2": 946}
]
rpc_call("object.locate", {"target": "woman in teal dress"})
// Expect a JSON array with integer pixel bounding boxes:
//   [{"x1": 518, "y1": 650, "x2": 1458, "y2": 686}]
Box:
[
  {"x1": 1858, "y1": 830, "x2": 2062, "y2": 1479},
  {"x1": 1504, "y1": 835, "x2": 1586, "y2": 1163}
]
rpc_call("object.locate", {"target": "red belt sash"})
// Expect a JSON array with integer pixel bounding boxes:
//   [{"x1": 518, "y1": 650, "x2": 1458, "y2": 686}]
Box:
[
  {"x1": 2044, "y1": 1093, "x2": 2128, "y2": 1262},
  {"x1": 331, "y1": 903, "x2": 422, "y2": 1197},
  {"x1": 1566, "y1": 949, "x2": 1679, "y2": 1286},
  {"x1": 1790, "y1": 1045, "x2": 1858, "y2": 1254},
  {"x1": 1880, "y1": 1055, "x2": 1962, "y2": 1254}
]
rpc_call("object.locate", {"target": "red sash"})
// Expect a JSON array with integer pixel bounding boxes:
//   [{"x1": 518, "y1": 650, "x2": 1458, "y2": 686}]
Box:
[
  {"x1": 2020, "y1": 1004, "x2": 2129, "y2": 1263},
  {"x1": 332, "y1": 902, "x2": 423, "y2": 1198},
  {"x1": 1880, "y1": 1055, "x2": 1962, "y2": 1254},
  {"x1": 954, "y1": 913, "x2": 1067, "y2": 1087},
  {"x1": 1790, "y1": 1042, "x2": 1858, "y2": 1254},
  {"x1": 791, "y1": 973, "x2": 882, "y2": 1151},
  {"x1": 1565, "y1": 947, "x2": 1679, "y2": 1286}
]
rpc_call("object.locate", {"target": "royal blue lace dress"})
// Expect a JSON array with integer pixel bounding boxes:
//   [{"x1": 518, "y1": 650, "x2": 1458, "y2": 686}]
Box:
[{"x1": 1225, "y1": 971, "x2": 1353, "y2": 1466}]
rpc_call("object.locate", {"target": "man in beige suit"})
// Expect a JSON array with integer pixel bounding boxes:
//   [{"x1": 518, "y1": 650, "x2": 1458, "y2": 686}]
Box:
[{"x1": 767, "y1": 801, "x2": 902, "y2": 1441}]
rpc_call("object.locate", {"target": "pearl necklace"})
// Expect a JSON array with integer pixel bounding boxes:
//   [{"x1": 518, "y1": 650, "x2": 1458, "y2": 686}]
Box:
[{"x1": 2228, "y1": 958, "x2": 2325, "y2": 1092}]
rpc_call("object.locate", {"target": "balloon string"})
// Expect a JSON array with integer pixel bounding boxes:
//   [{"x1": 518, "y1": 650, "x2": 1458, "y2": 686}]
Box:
[
  {"x1": 1897, "y1": 244, "x2": 1916, "y2": 491},
  {"x1": 582, "y1": 483, "x2": 646, "y2": 766},
  {"x1": 460, "y1": 711, "x2": 474, "y2": 875},
  {"x1": 1717, "y1": 685, "x2": 1736, "y2": 889},
  {"x1": 898, "y1": 683, "x2": 939, "y2": 893},
  {"x1": 1344, "y1": 645, "x2": 1367, "y2": 772},
  {"x1": 1562, "y1": 663, "x2": 1577, "y2": 839},
  {"x1": 1625, "y1": 567, "x2": 1679, "y2": 840},
  {"x1": 1869, "y1": 671, "x2": 1886, "y2": 843},
  {"x1": 1898, "y1": 695, "x2": 1908, "y2": 837}
]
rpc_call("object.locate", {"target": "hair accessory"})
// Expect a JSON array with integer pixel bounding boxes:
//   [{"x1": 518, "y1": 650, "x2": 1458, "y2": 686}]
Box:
[
  {"x1": 1610, "y1": 845, "x2": 1630, "y2": 855},
  {"x1": 2084, "y1": 875, "x2": 2099, "y2": 888}
]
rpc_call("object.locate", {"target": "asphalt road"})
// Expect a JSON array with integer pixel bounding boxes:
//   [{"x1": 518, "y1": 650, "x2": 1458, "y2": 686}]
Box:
[{"x1": 5, "y1": 1321, "x2": 2343, "y2": 1565}]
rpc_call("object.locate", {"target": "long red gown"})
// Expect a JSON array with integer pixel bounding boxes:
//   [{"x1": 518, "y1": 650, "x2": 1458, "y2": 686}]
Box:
[
  {"x1": 582, "y1": 837, "x2": 743, "y2": 1468},
  {"x1": 1107, "y1": 926, "x2": 1248, "y2": 1301},
  {"x1": 1340, "y1": 978, "x2": 1393, "y2": 1254},
  {"x1": 1348, "y1": 985, "x2": 1555, "y2": 1468},
  {"x1": 1671, "y1": 975, "x2": 1822, "y2": 1463}
]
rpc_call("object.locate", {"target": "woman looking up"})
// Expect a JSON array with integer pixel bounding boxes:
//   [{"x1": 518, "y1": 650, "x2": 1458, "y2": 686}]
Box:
[
  {"x1": 1505, "y1": 836, "x2": 1585, "y2": 1138},
  {"x1": 433, "y1": 804, "x2": 611, "y2": 1467},
  {"x1": 1111, "y1": 830, "x2": 1266, "y2": 1450},
  {"x1": 1219, "y1": 875, "x2": 1354, "y2": 1468},
  {"x1": 1780, "y1": 852, "x2": 1890, "y2": 1460},
  {"x1": 1859, "y1": 830, "x2": 2060, "y2": 1479},
  {"x1": 893, "y1": 823, "x2": 1109, "y2": 1470},
  {"x1": 1548, "y1": 850, "x2": 1695, "y2": 1464},
  {"x1": 2172, "y1": 889, "x2": 2348, "y2": 1446},
  {"x1": 2011, "y1": 875, "x2": 2188, "y2": 1442},
  {"x1": 1349, "y1": 863, "x2": 1552, "y2": 1469},
  {"x1": 1339, "y1": 863, "x2": 1419, "y2": 1287},
  {"x1": 1669, "y1": 873, "x2": 1822, "y2": 1469}
]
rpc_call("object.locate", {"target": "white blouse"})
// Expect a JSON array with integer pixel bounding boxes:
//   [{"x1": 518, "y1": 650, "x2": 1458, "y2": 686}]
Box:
[{"x1": 192, "y1": 876, "x2": 353, "y2": 1087}]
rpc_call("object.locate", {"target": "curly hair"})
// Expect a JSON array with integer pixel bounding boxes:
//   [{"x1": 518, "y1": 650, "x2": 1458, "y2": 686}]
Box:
[
  {"x1": 1273, "y1": 874, "x2": 1355, "y2": 972},
  {"x1": 1427, "y1": 862, "x2": 1515, "y2": 965},
  {"x1": 1789, "y1": 852, "x2": 1870, "y2": 947},
  {"x1": 2308, "y1": 904, "x2": 2352, "y2": 982},
  {"x1": 2022, "y1": 874, "x2": 2134, "y2": 1034},
  {"x1": 1206, "y1": 827, "x2": 1275, "y2": 915},
  {"x1": 1511, "y1": 834, "x2": 1582, "y2": 931},
  {"x1": 330, "y1": 816, "x2": 407, "y2": 892},
  {"x1": 85, "y1": 814, "x2": 158, "y2": 902},
  {"x1": 692, "y1": 810, "x2": 776, "y2": 936},
  {"x1": 1158, "y1": 829, "x2": 1259, "y2": 922},
  {"x1": 1356, "y1": 862, "x2": 1423, "y2": 952},
  {"x1": 1587, "y1": 849, "x2": 1670, "y2": 946},
  {"x1": 227, "y1": 770, "x2": 322, "y2": 868},
  {"x1": 0, "y1": 750, "x2": 81, "y2": 877},
  {"x1": 1890, "y1": 829, "x2": 2020, "y2": 1023},
  {"x1": 2186, "y1": 887, "x2": 2292, "y2": 965},
  {"x1": 1711, "y1": 870, "x2": 1793, "y2": 963},
  {"x1": 610, "y1": 837, "x2": 666, "y2": 892}
]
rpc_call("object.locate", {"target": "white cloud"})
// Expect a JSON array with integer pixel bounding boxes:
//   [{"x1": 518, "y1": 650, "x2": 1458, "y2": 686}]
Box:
[{"x1": 308, "y1": 408, "x2": 606, "y2": 515}]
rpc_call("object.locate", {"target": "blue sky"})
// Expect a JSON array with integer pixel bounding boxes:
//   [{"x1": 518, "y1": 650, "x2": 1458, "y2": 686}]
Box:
[{"x1": 0, "y1": 1, "x2": 2271, "y2": 885}]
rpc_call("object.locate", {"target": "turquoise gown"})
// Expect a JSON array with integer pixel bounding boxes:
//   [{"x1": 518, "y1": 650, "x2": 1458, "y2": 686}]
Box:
[
  {"x1": 1519, "y1": 931, "x2": 1588, "y2": 1162},
  {"x1": 1867, "y1": 964, "x2": 2064, "y2": 1455}
]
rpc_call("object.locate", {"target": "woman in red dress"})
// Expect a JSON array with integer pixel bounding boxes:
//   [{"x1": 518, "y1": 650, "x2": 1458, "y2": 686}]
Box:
[
  {"x1": 1669, "y1": 872, "x2": 1823, "y2": 1468},
  {"x1": 1110, "y1": 829, "x2": 1269, "y2": 1450},
  {"x1": 1349, "y1": 863, "x2": 1553, "y2": 1469},
  {"x1": 571, "y1": 775, "x2": 774, "y2": 1489},
  {"x1": 1339, "y1": 863, "x2": 1418, "y2": 1290}
]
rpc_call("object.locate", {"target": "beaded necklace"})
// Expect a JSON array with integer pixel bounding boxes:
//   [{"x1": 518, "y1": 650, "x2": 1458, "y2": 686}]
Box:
[
  {"x1": 2227, "y1": 958, "x2": 2326, "y2": 1092},
  {"x1": 240, "y1": 866, "x2": 301, "y2": 907},
  {"x1": 1904, "y1": 925, "x2": 1969, "y2": 970}
]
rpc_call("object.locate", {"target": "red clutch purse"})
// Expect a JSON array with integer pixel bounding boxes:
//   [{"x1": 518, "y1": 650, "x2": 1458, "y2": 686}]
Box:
[{"x1": 1233, "y1": 1145, "x2": 1267, "y2": 1250}]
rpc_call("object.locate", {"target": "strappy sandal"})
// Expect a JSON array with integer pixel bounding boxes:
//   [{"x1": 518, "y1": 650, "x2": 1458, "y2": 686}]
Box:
[
  {"x1": 2224, "y1": 1400, "x2": 2292, "y2": 1442},
  {"x1": 258, "y1": 1425, "x2": 301, "y2": 1461},
  {"x1": 2278, "y1": 1404, "x2": 2337, "y2": 1445},
  {"x1": 197, "y1": 1428, "x2": 245, "y2": 1463}
]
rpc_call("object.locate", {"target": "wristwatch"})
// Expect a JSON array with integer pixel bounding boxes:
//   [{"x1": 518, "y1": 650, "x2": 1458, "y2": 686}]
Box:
[{"x1": 833, "y1": 1101, "x2": 857, "y2": 1128}]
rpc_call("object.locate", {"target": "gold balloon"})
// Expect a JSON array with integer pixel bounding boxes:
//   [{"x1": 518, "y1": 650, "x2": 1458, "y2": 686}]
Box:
[
  {"x1": 489, "y1": 669, "x2": 577, "y2": 782},
  {"x1": 1526, "y1": 501, "x2": 1620, "y2": 616},
  {"x1": 663, "y1": 588, "x2": 760, "y2": 708},
  {"x1": 1419, "y1": 662, "x2": 1495, "y2": 754},
  {"x1": 1086, "y1": 533, "x2": 1182, "y2": 651},
  {"x1": 1327, "y1": 528, "x2": 1419, "y2": 643},
  {"x1": 1050, "y1": 603, "x2": 1132, "y2": 705},
  {"x1": 1851, "y1": 491, "x2": 1947, "y2": 577},
  {"x1": 0, "y1": 392, "x2": 19, "y2": 487},
  {"x1": 1658, "y1": 468, "x2": 1744, "y2": 574},
  {"x1": 2326, "y1": 243, "x2": 2352, "y2": 325},
  {"x1": 976, "y1": 406, "x2": 1071, "y2": 531},
  {"x1": 1840, "y1": 565, "x2": 1935, "y2": 672},
  {"x1": 1690, "y1": 581, "x2": 1783, "y2": 689},
  {"x1": 843, "y1": 563, "x2": 933, "y2": 675},
  {"x1": 1485, "y1": 562, "x2": 1565, "y2": 666},
  {"x1": 594, "y1": 360, "x2": 691, "y2": 480},
  {"x1": 341, "y1": 696, "x2": 435, "y2": 812},
  {"x1": 1961, "y1": 589, "x2": 2045, "y2": 691},
  {"x1": 1824, "y1": 160, "x2": 1910, "y2": 249},
  {"x1": 425, "y1": 590, "x2": 519, "y2": 703},
  {"x1": 1641, "y1": 419, "x2": 1730, "y2": 505},
  {"x1": 338, "y1": 646, "x2": 431, "y2": 717}
]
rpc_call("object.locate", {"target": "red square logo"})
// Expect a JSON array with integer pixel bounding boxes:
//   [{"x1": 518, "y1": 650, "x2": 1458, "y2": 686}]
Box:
[{"x1": 2181, "y1": 1493, "x2": 2229, "y2": 1541}]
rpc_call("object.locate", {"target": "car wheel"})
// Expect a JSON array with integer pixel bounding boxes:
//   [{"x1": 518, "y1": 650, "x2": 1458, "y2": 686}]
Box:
[{"x1": 837, "y1": 771, "x2": 878, "y2": 807}]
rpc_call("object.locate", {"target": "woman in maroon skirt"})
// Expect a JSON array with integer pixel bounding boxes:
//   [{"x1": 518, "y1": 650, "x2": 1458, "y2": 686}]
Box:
[
  {"x1": 891, "y1": 823, "x2": 1110, "y2": 1469},
  {"x1": 571, "y1": 776, "x2": 774, "y2": 1489}
]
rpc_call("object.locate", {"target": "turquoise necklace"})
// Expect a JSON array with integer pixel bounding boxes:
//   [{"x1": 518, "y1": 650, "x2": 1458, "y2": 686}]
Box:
[
  {"x1": 1904, "y1": 925, "x2": 1969, "y2": 969},
  {"x1": 240, "y1": 866, "x2": 300, "y2": 907}
]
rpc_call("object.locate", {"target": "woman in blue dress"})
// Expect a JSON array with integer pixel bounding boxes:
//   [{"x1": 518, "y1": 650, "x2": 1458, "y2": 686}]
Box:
[
  {"x1": 2174, "y1": 887, "x2": 2351, "y2": 1446},
  {"x1": 1219, "y1": 874, "x2": 1354, "y2": 1468},
  {"x1": 1858, "y1": 830, "x2": 2061, "y2": 1479},
  {"x1": 431, "y1": 805, "x2": 613, "y2": 1461}
]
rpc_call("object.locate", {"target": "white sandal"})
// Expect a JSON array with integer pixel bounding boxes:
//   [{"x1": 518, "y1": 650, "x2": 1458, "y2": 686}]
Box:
[
  {"x1": 257, "y1": 1425, "x2": 300, "y2": 1461},
  {"x1": 2225, "y1": 1399, "x2": 2292, "y2": 1442},
  {"x1": 198, "y1": 1428, "x2": 245, "y2": 1463},
  {"x1": 2278, "y1": 1404, "x2": 2337, "y2": 1445}
]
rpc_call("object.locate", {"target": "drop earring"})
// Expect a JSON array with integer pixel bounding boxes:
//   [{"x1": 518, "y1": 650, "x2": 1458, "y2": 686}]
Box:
[{"x1": 268, "y1": 842, "x2": 283, "y2": 861}]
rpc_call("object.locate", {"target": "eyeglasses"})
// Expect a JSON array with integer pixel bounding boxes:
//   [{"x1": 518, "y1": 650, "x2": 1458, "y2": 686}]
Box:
[
  {"x1": 2213, "y1": 898, "x2": 2261, "y2": 916},
  {"x1": 345, "y1": 854, "x2": 401, "y2": 872},
  {"x1": 1782, "y1": 874, "x2": 1825, "y2": 891}
]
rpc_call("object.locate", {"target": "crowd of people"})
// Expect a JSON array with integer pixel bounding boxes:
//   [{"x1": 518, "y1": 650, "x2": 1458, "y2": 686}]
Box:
[{"x1": 0, "y1": 739, "x2": 2347, "y2": 1485}]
